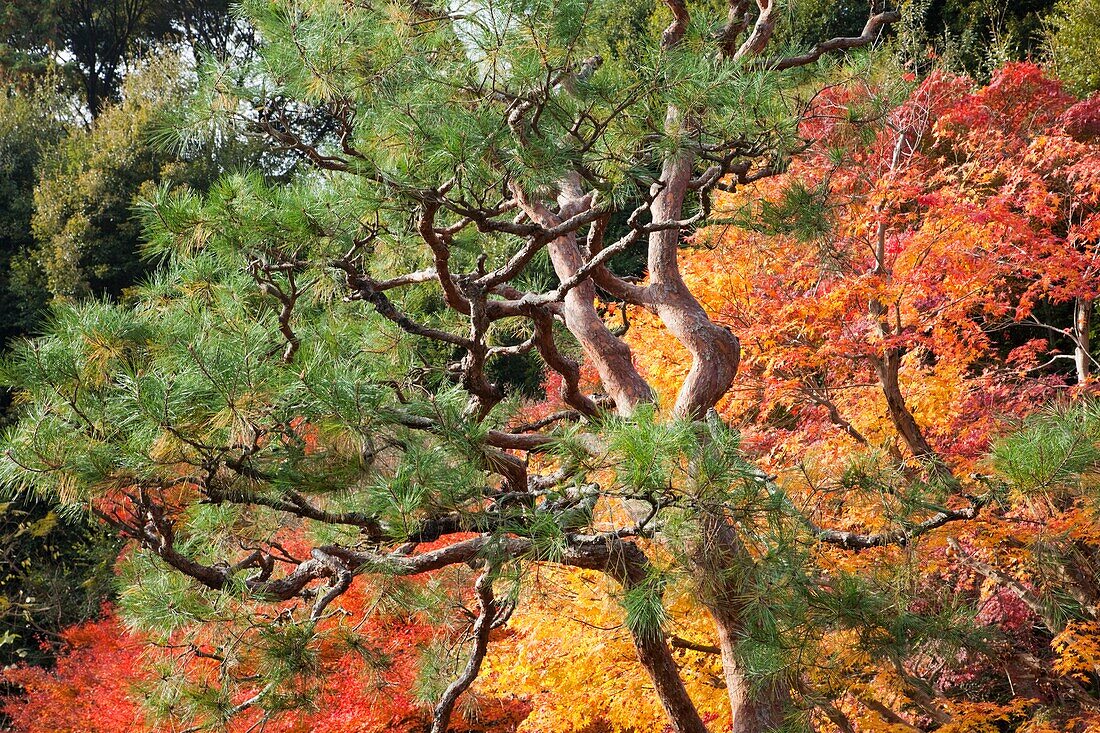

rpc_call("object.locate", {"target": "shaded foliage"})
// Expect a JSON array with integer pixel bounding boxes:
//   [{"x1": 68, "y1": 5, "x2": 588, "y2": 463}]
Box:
[{"x1": 0, "y1": 0, "x2": 247, "y2": 117}]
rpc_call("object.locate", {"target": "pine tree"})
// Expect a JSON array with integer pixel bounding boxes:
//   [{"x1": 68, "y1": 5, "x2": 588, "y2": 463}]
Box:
[{"x1": 4, "y1": 1, "x2": 1020, "y2": 731}]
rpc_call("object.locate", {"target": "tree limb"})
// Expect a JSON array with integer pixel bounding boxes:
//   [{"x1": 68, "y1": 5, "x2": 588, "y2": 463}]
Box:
[
  {"x1": 762, "y1": 5, "x2": 900, "y2": 70},
  {"x1": 429, "y1": 567, "x2": 498, "y2": 733}
]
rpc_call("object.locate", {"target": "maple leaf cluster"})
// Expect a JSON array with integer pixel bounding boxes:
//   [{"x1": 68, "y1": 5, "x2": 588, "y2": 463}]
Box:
[
  {"x1": 624, "y1": 62, "x2": 1100, "y2": 732},
  {"x1": 634, "y1": 63, "x2": 1099, "y2": 476}
]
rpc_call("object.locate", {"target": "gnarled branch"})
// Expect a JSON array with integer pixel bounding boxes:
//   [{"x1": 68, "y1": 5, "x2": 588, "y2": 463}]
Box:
[{"x1": 764, "y1": 7, "x2": 900, "y2": 71}]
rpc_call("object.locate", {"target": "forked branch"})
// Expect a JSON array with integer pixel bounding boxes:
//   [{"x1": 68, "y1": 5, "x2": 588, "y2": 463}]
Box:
[{"x1": 429, "y1": 567, "x2": 499, "y2": 733}]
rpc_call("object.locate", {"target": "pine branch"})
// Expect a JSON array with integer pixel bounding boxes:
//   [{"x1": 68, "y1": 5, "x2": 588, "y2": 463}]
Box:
[
  {"x1": 760, "y1": 4, "x2": 900, "y2": 70},
  {"x1": 429, "y1": 567, "x2": 498, "y2": 733}
]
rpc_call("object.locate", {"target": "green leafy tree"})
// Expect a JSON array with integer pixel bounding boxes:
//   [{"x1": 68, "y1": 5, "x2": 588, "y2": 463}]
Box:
[
  {"x1": 0, "y1": 0, "x2": 245, "y2": 118},
  {"x1": 0, "y1": 496, "x2": 120, "y2": 668},
  {"x1": 32, "y1": 56, "x2": 264, "y2": 302},
  {"x1": 887, "y1": 0, "x2": 1057, "y2": 77},
  {"x1": 0, "y1": 74, "x2": 144, "y2": 677},
  {"x1": 1045, "y1": 0, "x2": 1100, "y2": 95},
  {"x1": 0, "y1": 87, "x2": 63, "y2": 350},
  {"x1": 0, "y1": 82, "x2": 127, "y2": 682},
  {"x1": 0, "y1": 1, "x2": 956, "y2": 732}
]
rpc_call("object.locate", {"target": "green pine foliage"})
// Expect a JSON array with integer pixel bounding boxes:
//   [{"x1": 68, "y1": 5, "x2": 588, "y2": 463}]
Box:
[
  {"x1": 0, "y1": 0, "x2": 819, "y2": 715},
  {"x1": 992, "y1": 400, "x2": 1100, "y2": 496}
]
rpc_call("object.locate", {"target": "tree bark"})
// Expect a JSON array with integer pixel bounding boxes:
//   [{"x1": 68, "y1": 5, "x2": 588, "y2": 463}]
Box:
[
  {"x1": 870, "y1": 348, "x2": 957, "y2": 485},
  {"x1": 513, "y1": 179, "x2": 654, "y2": 414},
  {"x1": 872, "y1": 349, "x2": 937, "y2": 461},
  {"x1": 647, "y1": 150, "x2": 741, "y2": 419},
  {"x1": 564, "y1": 537, "x2": 710, "y2": 733},
  {"x1": 430, "y1": 569, "x2": 497, "y2": 733},
  {"x1": 1074, "y1": 297, "x2": 1092, "y2": 384},
  {"x1": 711, "y1": 612, "x2": 790, "y2": 733},
  {"x1": 630, "y1": 630, "x2": 712, "y2": 733},
  {"x1": 692, "y1": 512, "x2": 790, "y2": 733}
]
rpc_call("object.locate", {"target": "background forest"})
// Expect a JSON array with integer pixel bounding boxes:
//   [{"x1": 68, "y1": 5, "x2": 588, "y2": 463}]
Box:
[{"x1": 0, "y1": 0, "x2": 1099, "y2": 731}]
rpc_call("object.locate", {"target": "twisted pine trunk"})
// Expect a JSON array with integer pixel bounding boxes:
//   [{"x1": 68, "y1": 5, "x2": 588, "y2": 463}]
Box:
[
  {"x1": 690, "y1": 508, "x2": 791, "y2": 732},
  {"x1": 643, "y1": 137, "x2": 781, "y2": 733}
]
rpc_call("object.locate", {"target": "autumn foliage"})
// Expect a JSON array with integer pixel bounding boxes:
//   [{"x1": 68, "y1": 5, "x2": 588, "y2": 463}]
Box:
[
  {"x1": 629, "y1": 62, "x2": 1100, "y2": 732},
  {"x1": 634, "y1": 62, "x2": 1099, "y2": 458},
  {"x1": 4, "y1": 569, "x2": 530, "y2": 733},
  {"x1": 3, "y1": 616, "x2": 146, "y2": 733},
  {"x1": 5, "y1": 64, "x2": 1100, "y2": 733}
]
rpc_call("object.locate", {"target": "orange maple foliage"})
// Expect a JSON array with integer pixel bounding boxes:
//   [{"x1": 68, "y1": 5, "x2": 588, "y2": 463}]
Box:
[
  {"x1": 480, "y1": 566, "x2": 731, "y2": 733},
  {"x1": 3, "y1": 560, "x2": 529, "y2": 733},
  {"x1": 624, "y1": 63, "x2": 1100, "y2": 732},
  {"x1": 633, "y1": 64, "x2": 1099, "y2": 479}
]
